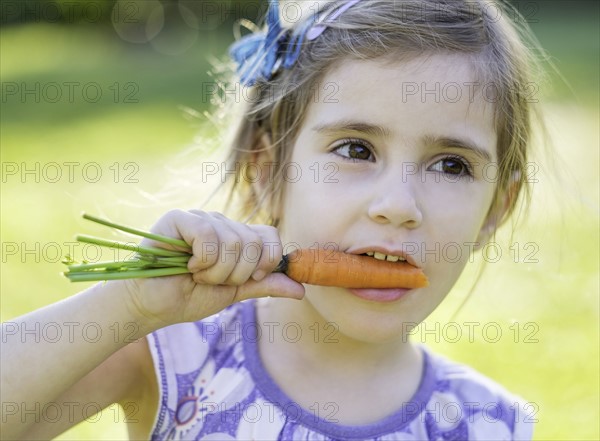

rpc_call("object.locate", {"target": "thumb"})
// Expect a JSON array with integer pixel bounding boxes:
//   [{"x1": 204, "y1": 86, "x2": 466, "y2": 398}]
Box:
[{"x1": 234, "y1": 273, "x2": 305, "y2": 302}]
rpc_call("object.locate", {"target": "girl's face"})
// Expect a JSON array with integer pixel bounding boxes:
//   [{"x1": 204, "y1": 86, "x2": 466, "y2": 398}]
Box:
[{"x1": 278, "y1": 54, "x2": 499, "y2": 343}]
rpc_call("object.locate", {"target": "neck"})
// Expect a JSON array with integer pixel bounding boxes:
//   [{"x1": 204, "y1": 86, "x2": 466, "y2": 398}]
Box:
[
  {"x1": 254, "y1": 296, "x2": 424, "y2": 425},
  {"x1": 255, "y1": 297, "x2": 418, "y2": 372}
]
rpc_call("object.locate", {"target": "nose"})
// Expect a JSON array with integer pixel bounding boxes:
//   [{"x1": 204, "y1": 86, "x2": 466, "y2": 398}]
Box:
[{"x1": 367, "y1": 175, "x2": 423, "y2": 228}]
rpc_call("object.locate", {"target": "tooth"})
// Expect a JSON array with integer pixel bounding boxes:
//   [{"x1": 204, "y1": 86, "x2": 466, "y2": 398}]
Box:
[
  {"x1": 386, "y1": 255, "x2": 399, "y2": 262},
  {"x1": 373, "y1": 252, "x2": 386, "y2": 261},
  {"x1": 398, "y1": 257, "x2": 406, "y2": 261},
  {"x1": 366, "y1": 252, "x2": 374, "y2": 256}
]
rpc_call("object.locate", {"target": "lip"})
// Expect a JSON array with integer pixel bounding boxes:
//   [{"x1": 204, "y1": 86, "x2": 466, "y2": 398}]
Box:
[
  {"x1": 347, "y1": 288, "x2": 412, "y2": 303},
  {"x1": 346, "y1": 245, "x2": 421, "y2": 269}
]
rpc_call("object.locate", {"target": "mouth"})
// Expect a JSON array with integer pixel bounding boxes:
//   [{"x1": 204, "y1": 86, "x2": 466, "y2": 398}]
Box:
[
  {"x1": 361, "y1": 251, "x2": 407, "y2": 263},
  {"x1": 347, "y1": 287, "x2": 412, "y2": 303},
  {"x1": 337, "y1": 247, "x2": 426, "y2": 300},
  {"x1": 350, "y1": 247, "x2": 421, "y2": 269},
  {"x1": 333, "y1": 246, "x2": 428, "y2": 298}
]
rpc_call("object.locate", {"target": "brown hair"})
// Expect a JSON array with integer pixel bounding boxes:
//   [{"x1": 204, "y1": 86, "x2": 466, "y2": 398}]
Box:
[{"x1": 218, "y1": 0, "x2": 545, "y2": 230}]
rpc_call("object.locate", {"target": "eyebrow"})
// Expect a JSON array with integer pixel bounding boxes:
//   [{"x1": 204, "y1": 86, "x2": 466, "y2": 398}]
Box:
[
  {"x1": 311, "y1": 119, "x2": 493, "y2": 162},
  {"x1": 425, "y1": 135, "x2": 493, "y2": 163},
  {"x1": 311, "y1": 120, "x2": 392, "y2": 139}
]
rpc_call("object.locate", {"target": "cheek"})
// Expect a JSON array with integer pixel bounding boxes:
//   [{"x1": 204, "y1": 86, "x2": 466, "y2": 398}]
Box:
[
  {"x1": 278, "y1": 167, "x2": 363, "y2": 250},
  {"x1": 425, "y1": 182, "x2": 494, "y2": 231},
  {"x1": 419, "y1": 184, "x2": 495, "y2": 268},
  {"x1": 278, "y1": 178, "x2": 338, "y2": 247}
]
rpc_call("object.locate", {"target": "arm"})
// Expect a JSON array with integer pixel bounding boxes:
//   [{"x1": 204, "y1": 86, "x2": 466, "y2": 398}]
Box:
[
  {"x1": 1, "y1": 209, "x2": 305, "y2": 439},
  {"x1": 0, "y1": 282, "x2": 158, "y2": 440},
  {"x1": 19, "y1": 336, "x2": 158, "y2": 440}
]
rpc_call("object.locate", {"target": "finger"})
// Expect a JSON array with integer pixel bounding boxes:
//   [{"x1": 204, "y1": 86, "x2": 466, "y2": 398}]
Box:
[
  {"x1": 249, "y1": 225, "x2": 283, "y2": 281},
  {"x1": 192, "y1": 215, "x2": 242, "y2": 285},
  {"x1": 232, "y1": 273, "x2": 305, "y2": 302},
  {"x1": 139, "y1": 209, "x2": 193, "y2": 251},
  {"x1": 167, "y1": 210, "x2": 238, "y2": 276},
  {"x1": 140, "y1": 209, "x2": 219, "y2": 271},
  {"x1": 210, "y1": 218, "x2": 264, "y2": 285},
  {"x1": 180, "y1": 210, "x2": 219, "y2": 270}
]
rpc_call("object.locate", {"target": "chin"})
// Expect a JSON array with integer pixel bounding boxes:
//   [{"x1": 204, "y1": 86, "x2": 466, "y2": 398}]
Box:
[
  {"x1": 304, "y1": 287, "x2": 430, "y2": 345},
  {"x1": 339, "y1": 321, "x2": 409, "y2": 344}
]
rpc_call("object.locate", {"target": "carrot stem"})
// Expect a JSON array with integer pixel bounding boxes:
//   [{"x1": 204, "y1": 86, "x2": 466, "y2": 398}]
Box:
[
  {"x1": 82, "y1": 213, "x2": 191, "y2": 250},
  {"x1": 75, "y1": 235, "x2": 190, "y2": 258},
  {"x1": 64, "y1": 267, "x2": 190, "y2": 282},
  {"x1": 66, "y1": 258, "x2": 188, "y2": 272}
]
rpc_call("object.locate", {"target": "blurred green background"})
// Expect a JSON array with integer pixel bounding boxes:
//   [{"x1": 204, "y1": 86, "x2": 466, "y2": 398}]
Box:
[{"x1": 1, "y1": 0, "x2": 598, "y2": 439}]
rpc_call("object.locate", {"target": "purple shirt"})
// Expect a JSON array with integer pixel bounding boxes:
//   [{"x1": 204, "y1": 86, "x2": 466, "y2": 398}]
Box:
[{"x1": 147, "y1": 300, "x2": 534, "y2": 440}]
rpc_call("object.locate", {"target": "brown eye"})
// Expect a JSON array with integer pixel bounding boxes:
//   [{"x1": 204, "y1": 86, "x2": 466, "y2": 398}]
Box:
[
  {"x1": 348, "y1": 144, "x2": 371, "y2": 160},
  {"x1": 332, "y1": 141, "x2": 375, "y2": 162},
  {"x1": 429, "y1": 156, "x2": 473, "y2": 176},
  {"x1": 442, "y1": 158, "x2": 465, "y2": 174}
]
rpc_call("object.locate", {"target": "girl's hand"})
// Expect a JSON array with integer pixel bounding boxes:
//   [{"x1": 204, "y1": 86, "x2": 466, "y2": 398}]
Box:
[{"x1": 119, "y1": 209, "x2": 305, "y2": 328}]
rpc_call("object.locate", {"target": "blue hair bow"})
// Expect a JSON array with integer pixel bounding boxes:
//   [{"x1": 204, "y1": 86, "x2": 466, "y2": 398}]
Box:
[{"x1": 229, "y1": 0, "x2": 316, "y2": 87}]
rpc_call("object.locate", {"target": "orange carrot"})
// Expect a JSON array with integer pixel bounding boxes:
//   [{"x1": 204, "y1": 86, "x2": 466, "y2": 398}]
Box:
[{"x1": 282, "y1": 249, "x2": 428, "y2": 289}]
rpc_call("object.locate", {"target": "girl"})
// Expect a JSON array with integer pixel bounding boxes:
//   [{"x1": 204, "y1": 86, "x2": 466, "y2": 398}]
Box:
[{"x1": 2, "y1": 0, "x2": 543, "y2": 439}]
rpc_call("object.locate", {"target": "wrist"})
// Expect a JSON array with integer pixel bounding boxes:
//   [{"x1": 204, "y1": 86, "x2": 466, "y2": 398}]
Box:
[{"x1": 91, "y1": 280, "x2": 170, "y2": 338}]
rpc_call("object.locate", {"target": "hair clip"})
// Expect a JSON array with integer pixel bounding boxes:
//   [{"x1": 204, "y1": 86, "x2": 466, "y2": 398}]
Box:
[
  {"x1": 229, "y1": 0, "x2": 283, "y2": 86},
  {"x1": 306, "y1": 0, "x2": 363, "y2": 41},
  {"x1": 229, "y1": 0, "x2": 363, "y2": 87}
]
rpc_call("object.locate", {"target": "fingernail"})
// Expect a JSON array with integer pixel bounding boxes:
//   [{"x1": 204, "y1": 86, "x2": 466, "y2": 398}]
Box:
[{"x1": 252, "y1": 270, "x2": 266, "y2": 281}]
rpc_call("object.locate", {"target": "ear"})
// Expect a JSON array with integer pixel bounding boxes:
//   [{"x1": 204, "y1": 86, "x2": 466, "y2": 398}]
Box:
[
  {"x1": 475, "y1": 204, "x2": 503, "y2": 247},
  {"x1": 246, "y1": 131, "x2": 284, "y2": 224},
  {"x1": 249, "y1": 131, "x2": 276, "y2": 194},
  {"x1": 475, "y1": 174, "x2": 521, "y2": 247}
]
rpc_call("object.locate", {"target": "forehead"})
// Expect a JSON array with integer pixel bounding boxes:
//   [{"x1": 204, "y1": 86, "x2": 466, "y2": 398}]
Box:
[{"x1": 305, "y1": 54, "x2": 497, "y2": 158}]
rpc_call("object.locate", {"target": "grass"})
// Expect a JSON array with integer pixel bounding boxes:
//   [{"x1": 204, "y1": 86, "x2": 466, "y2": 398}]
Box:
[{"x1": 1, "y1": 7, "x2": 598, "y2": 440}]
